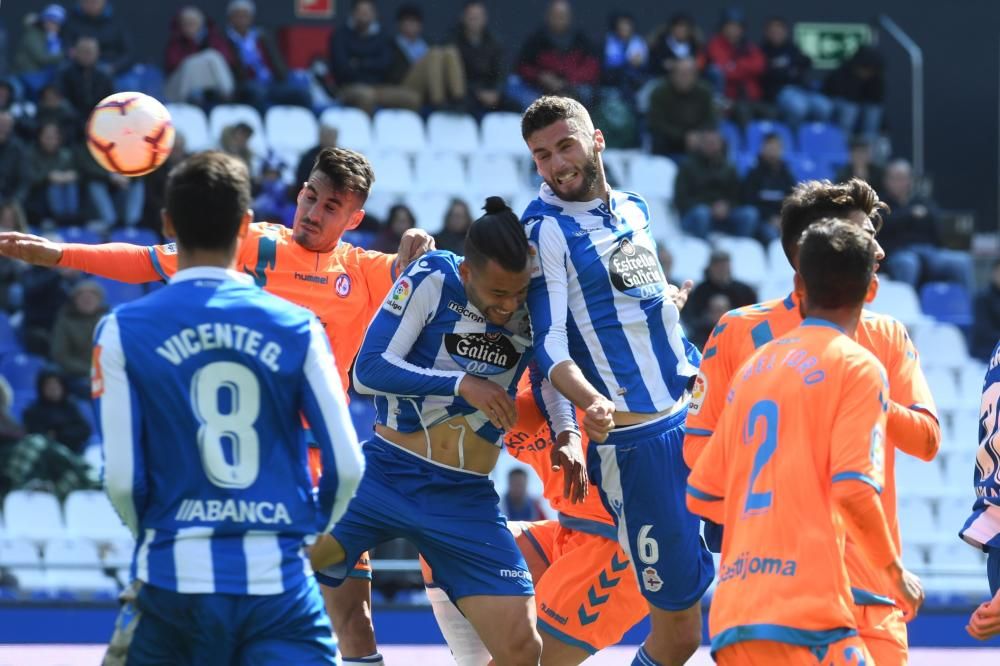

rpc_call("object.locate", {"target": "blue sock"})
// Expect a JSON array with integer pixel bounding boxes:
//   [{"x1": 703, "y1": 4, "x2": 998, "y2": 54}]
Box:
[{"x1": 632, "y1": 645, "x2": 663, "y2": 666}]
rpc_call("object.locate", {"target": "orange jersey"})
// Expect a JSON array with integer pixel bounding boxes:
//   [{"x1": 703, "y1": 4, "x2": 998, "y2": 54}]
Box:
[
  {"x1": 504, "y1": 377, "x2": 614, "y2": 529},
  {"x1": 684, "y1": 292, "x2": 937, "y2": 605},
  {"x1": 145, "y1": 223, "x2": 397, "y2": 392},
  {"x1": 687, "y1": 319, "x2": 889, "y2": 652}
]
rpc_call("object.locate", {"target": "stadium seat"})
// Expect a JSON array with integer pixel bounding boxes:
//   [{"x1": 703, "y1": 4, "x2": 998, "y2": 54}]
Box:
[
  {"x1": 958, "y1": 362, "x2": 987, "y2": 403},
  {"x1": 319, "y1": 107, "x2": 373, "y2": 152},
  {"x1": 601, "y1": 149, "x2": 632, "y2": 187},
  {"x1": 868, "y1": 278, "x2": 926, "y2": 328},
  {"x1": 920, "y1": 282, "x2": 973, "y2": 327},
  {"x1": 2, "y1": 491, "x2": 63, "y2": 541},
  {"x1": 666, "y1": 234, "x2": 711, "y2": 283},
  {"x1": 426, "y1": 112, "x2": 480, "y2": 155},
  {"x1": 413, "y1": 153, "x2": 466, "y2": 196},
  {"x1": 895, "y1": 452, "x2": 944, "y2": 497},
  {"x1": 44, "y1": 539, "x2": 118, "y2": 593},
  {"x1": 367, "y1": 152, "x2": 414, "y2": 195},
  {"x1": 373, "y1": 109, "x2": 426, "y2": 153},
  {"x1": 897, "y1": 497, "x2": 937, "y2": 542},
  {"x1": 165, "y1": 103, "x2": 211, "y2": 152},
  {"x1": 0, "y1": 353, "x2": 47, "y2": 394},
  {"x1": 265, "y1": 105, "x2": 319, "y2": 160},
  {"x1": 928, "y1": 542, "x2": 985, "y2": 575},
  {"x1": 628, "y1": 154, "x2": 678, "y2": 201},
  {"x1": 788, "y1": 154, "x2": 835, "y2": 183},
  {"x1": 480, "y1": 112, "x2": 524, "y2": 157},
  {"x1": 938, "y1": 495, "x2": 974, "y2": 532},
  {"x1": 644, "y1": 196, "x2": 678, "y2": 238},
  {"x1": 796, "y1": 123, "x2": 848, "y2": 165},
  {"x1": 92, "y1": 276, "x2": 144, "y2": 307},
  {"x1": 102, "y1": 538, "x2": 135, "y2": 569},
  {"x1": 468, "y1": 155, "x2": 522, "y2": 198},
  {"x1": 64, "y1": 490, "x2": 131, "y2": 542},
  {"x1": 924, "y1": 367, "x2": 961, "y2": 413},
  {"x1": 60, "y1": 226, "x2": 103, "y2": 245},
  {"x1": 766, "y1": 238, "x2": 795, "y2": 282},
  {"x1": 915, "y1": 323, "x2": 970, "y2": 371},
  {"x1": 734, "y1": 153, "x2": 756, "y2": 178},
  {"x1": 719, "y1": 121, "x2": 742, "y2": 160},
  {"x1": 714, "y1": 236, "x2": 768, "y2": 288},
  {"x1": 0, "y1": 316, "x2": 20, "y2": 358},
  {"x1": 757, "y1": 275, "x2": 792, "y2": 302},
  {"x1": 744, "y1": 120, "x2": 796, "y2": 158},
  {"x1": 948, "y1": 407, "x2": 982, "y2": 450},
  {"x1": 208, "y1": 104, "x2": 267, "y2": 155},
  {"x1": 941, "y1": 450, "x2": 972, "y2": 493},
  {"x1": 0, "y1": 538, "x2": 45, "y2": 592},
  {"x1": 109, "y1": 227, "x2": 158, "y2": 247},
  {"x1": 403, "y1": 192, "x2": 452, "y2": 233}
]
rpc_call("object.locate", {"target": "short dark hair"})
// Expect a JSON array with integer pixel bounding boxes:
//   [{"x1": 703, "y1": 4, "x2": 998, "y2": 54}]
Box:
[
  {"x1": 798, "y1": 219, "x2": 876, "y2": 310},
  {"x1": 396, "y1": 3, "x2": 422, "y2": 21},
  {"x1": 464, "y1": 196, "x2": 529, "y2": 273},
  {"x1": 310, "y1": 147, "x2": 375, "y2": 205},
  {"x1": 508, "y1": 468, "x2": 528, "y2": 480},
  {"x1": 779, "y1": 178, "x2": 888, "y2": 265},
  {"x1": 521, "y1": 95, "x2": 592, "y2": 140},
  {"x1": 165, "y1": 151, "x2": 251, "y2": 252}
]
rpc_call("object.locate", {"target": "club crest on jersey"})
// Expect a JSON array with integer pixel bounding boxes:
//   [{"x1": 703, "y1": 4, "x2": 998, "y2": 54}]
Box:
[
  {"x1": 445, "y1": 333, "x2": 521, "y2": 375},
  {"x1": 609, "y1": 238, "x2": 664, "y2": 299},
  {"x1": 383, "y1": 277, "x2": 412, "y2": 315},
  {"x1": 641, "y1": 566, "x2": 663, "y2": 593},
  {"x1": 689, "y1": 372, "x2": 707, "y2": 415},
  {"x1": 335, "y1": 273, "x2": 351, "y2": 298}
]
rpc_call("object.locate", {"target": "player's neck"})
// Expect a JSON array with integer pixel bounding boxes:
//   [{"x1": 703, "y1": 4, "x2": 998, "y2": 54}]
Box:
[
  {"x1": 176, "y1": 249, "x2": 238, "y2": 272},
  {"x1": 802, "y1": 306, "x2": 861, "y2": 337}
]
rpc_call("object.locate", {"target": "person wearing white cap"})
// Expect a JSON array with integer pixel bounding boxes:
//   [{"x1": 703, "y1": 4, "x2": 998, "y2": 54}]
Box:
[{"x1": 14, "y1": 4, "x2": 67, "y2": 87}]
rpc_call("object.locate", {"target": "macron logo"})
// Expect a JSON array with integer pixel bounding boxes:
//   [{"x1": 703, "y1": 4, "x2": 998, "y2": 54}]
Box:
[
  {"x1": 175, "y1": 499, "x2": 292, "y2": 525},
  {"x1": 500, "y1": 569, "x2": 531, "y2": 580}
]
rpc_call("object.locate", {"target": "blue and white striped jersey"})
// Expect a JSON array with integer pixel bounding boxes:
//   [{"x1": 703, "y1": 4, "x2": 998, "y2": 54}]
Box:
[
  {"x1": 961, "y1": 340, "x2": 1000, "y2": 549},
  {"x1": 522, "y1": 184, "x2": 699, "y2": 413},
  {"x1": 353, "y1": 251, "x2": 575, "y2": 446},
  {"x1": 94, "y1": 267, "x2": 363, "y2": 595}
]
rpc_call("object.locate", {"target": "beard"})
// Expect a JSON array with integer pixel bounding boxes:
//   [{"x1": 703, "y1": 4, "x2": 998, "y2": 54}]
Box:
[{"x1": 548, "y1": 149, "x2": 601, "y2": 202}]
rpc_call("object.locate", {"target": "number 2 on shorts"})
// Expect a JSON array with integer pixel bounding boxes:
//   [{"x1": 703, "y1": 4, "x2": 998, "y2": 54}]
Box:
[{"x1": 743, "y1": 399, "x2": 778, "y2": 517}]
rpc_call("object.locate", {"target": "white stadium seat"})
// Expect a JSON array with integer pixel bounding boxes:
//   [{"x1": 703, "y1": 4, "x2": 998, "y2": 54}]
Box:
[
  {"x1": 947, "y1": 407, "x2": 982, "y2": 451},
  {"x1": 165, "y1": 103, "x2": 210, "y2": 151},
  {"x1": 895, "y1": 452, "x2": 944, "y2": 497},
  {"x1": 413, "y1": 153, "x2": 466, "y2": 195},
  {"x1": 628, "y1": 154, "x2": 678, "y2": 201},
  {"x1": 319, "y1": 107, "x2": 373, "y2": 152},
  {"x1": 940, "y1": 450, "x2": 972, "y2": 494},
  {"x1": 44, "y1": 539, "x2": 118, "y2": 593},
  {"x1": 915, "y1": 323, "x2": 969, "y2": 371},
  {"x1": 367, "y1": 151, "x2": 414, "y2": 195},
  {"x1": 468, "y1": 154, "x2": 522, "y2": 198},
  {"x1": 0, "y1": 538, "x2": 41, "y2": 567},
  {"x1": 480, "y1": 112, "x2": 523, "y2": 157},
  {"x1": 208, "y1": 104, "x2": 267, "y2": 155},
  {"x1": 403, "y1": 192, "x2": 452, "y2": 233},
  {"x1": 426, "y1": 112, "x2": 480, "y2": 155},
  {"x1": 897, "y1": 497, "x2": 937, "y2": 542},
  {"x1": 601, "y1": 149, "x2": 632, "y2": 187},
  {"x1": 265, "y1": 105, "x2": 319, "y2": 159},
  {"x1": 666, "y1": 234, "x2": 711, "y2": 284},
  {"x1": 766, "y1": 238, "x2": 795, "y2": 281},
  {"x1": 64, "y1": 490, "x2": 131, "y2": 542},
  {"x1": 373, "y1": 109, "x2": 426, "y2": 153},
  {"x1": 714, "y1": 236, "x2": 768, "y2": 288},
  {"x1": 959, "y1": 361, "x2": 988, "y2": 403},
  {"x1": 869, "y1": 279, "x2": 926, "y2": 328},
  {"x1": 101, "y1": 538, "x2": 136, "y2": 569},
  {"x1": 923, "y1": 367, "x2": 961, "y2": 413},
  {"x1": 2, "y1": 491, "x2": 63, "y2": 541}
]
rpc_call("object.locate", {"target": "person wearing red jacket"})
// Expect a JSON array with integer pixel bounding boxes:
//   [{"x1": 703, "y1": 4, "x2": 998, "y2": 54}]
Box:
[
  {"x1": 163, "y1": 6, "x2": 236, "y2": 104},
  {"x1": 705, "y1": 8, "x2": 765, "y2": 110}
]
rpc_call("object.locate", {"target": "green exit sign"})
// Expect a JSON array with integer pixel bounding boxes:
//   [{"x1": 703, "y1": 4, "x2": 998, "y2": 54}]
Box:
[{"x1": 794, "y1": 23, "x2": 873, "y2": 69}]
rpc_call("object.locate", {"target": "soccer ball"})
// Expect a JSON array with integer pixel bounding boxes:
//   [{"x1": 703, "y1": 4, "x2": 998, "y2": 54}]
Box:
[{"x1": 86, "y1": 92, "x2": 175, "y2": 177}]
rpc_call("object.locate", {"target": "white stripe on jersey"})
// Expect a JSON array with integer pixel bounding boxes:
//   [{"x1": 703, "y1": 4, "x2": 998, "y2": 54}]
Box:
[
  {"x1": 244, "y1": 531, "x2": 285, "y2": 595},
  {"x1": 135, "y1": 528, "x2": 153, "y2": 582},
  {"x1": 174, "y1": 527, "x2": 215, "y2": 593}
]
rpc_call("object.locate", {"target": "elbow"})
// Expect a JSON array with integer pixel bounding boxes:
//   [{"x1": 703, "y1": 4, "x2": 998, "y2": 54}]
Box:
[
  {"x1": 351, "y1": 353, "x2": 386, "y2": 395},
  {"x1": 919, "y1": 421, "x2": 942, "y2": 462}
]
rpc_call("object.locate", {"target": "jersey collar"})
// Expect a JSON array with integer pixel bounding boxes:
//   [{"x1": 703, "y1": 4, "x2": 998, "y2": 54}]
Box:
[
  {"x1": 539, "y1": 183, "x2": 619, "y2": 217},
  {"x1": 170, "y1": 266, "x2": 254, "y2": 285},
  {"x1": 801, "y1": 317, "x2": 845, "y2": 333}
]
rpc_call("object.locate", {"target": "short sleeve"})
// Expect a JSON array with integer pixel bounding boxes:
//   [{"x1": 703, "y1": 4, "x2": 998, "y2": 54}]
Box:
[
  {"x1": 830, "y1": 354, "x2": 890, "y2": 493},
  {"x1": 147, "y1": 243, "x2": 179, "y2": 281}
]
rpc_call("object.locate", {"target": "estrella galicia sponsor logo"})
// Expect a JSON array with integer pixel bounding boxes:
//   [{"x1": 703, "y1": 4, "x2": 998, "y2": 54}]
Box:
[
  {"x1": 335, "y1": 273, "x2": 351, "y2": 297},
  {"x1": 174, "y1": 499, "x2": 292, "y2": 525},
  {"x1": 608, "y1": 238, "x2": 664, "y2": 298},
  {"x1": 294, "y1": 272, "x2": 329, "y2": 285},
  {"x1": 444, "y1": 333, "x2": 521, "y2": 375},
  {"x1": 447, "y1": 300, "x2": 485, "y2": 322}
]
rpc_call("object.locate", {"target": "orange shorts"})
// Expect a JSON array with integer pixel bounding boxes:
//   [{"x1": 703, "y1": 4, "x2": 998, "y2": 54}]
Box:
[
  {"x1": 853, "y1": 603, "x2": 907, "y2": 666},
  {"x1": 715, "y1": 636, "x2": 872, "y2": 665},
  {"x1": 309, "y1": 447, "x2": 371, "y2": 580},
  {"x1": 522, "y1": 520, "x2": 646, "y2": 655}
]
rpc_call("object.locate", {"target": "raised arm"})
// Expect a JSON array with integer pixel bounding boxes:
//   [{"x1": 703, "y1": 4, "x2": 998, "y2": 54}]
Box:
[{"x1": 0, "y1": 231, "x2": 169, "y2": 283}]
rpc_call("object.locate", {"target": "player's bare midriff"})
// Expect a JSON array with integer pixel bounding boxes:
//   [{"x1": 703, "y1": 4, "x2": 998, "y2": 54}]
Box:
[
  {"x1": 612, "y1": 394, "x2": 690, "y2": 428},
  {"x1": 375, "y1": 417, "x2": 502, "y2": 475}
]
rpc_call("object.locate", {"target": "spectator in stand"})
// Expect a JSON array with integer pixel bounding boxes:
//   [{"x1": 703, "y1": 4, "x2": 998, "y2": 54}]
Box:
[
  {"x1": 973, "y1": 260, "x2": 1000, "y2": 361},
  {"x1": 658, "y1": 246, "x2": 679, "y2": 285},
  {"x1": 506, "y1": 0, "x2": 600, "y2": 110},
  {"x1": 295, "y1": 124, "x2": 338, "y2": 188},
  {"x1": 0, "y1": 79, "x2": 37, "y2": 134},
  {"x1": 502, "y1": 468, "x2": 545, "y2": 522},
  {"x1": 705, "y1": 8, "x2": 766, "y2": 122},
  {"x1": 14, "y1": 4, "x2": 67, "y2": 97},
  {"x1": 219, "y1": 121, "x2": 255, "y2": 172},
  {"x1": 0, "y1": 377, "x2": 25, "y2": 450},
  {"x1": 601, "y1": 12, "x2": 648, "y2": 99},
  {"x1": 824, "y1": 45, "x2": 885, "y2": 140},
  {"x1": 51, "y1": 279, "x2": 108, "y2": 392},
  {"x1": 688, "y1": 293, "x2": 732, "y2": 350},
  {"x1": 56, "y1": 36, "x2": 114, "y2": 129},
  {"x1": 76, "y1": 136, "x2": 144, "y2": 229},
  {"x1": 675, "y1": 128, "x2": 760, "y2": 239},
  {"x1": 27, "y1": 85, "x2": 79, "y2": 142},
  {"x1": 22, "y1": 371, "x2": 91, "y2": 455},
  {"x1": 740, "y1": 132, "x2": 794, "y2": 242},
  {"x1": 224, "y1": 0, "x2": 311, "y2": 111},
  {"x1": 164, "y1": 6, "x2": 236, "y2": 105},
  {"x1": 683, "y1": 249, "x2": 757, "y2": 339},
  {"x1": 648, "y1": 13, "x2": 705, "y2": 78},
  {"x1": 450, "y1": 1, "x2": 505, "y2": 116},
  {"x1": 433, "y1": 198, "x2": 473, "y2": 254},
  {"x1": 330, "y1": 0, "x2": 421, "y2": 115},
  {"x1": 879, "y1": 159, "x2": 974, "y2": 292},
  {"x1": 20, "y1": 258, "x2": 77, "y2": 356},
  {"x1": 62, "y1": 0, "x2": 133, "y2": 78},
  {"x1": 373, "y1": 203, "x2": 417, "y2": 254},
  {"x1": 835, "y1": 136, "x2": 883, "y2": 188},
  {"x1": 647, "y1": 57, "x2": 717, "y2": 158},
  {"x1": 390, "y1": 5, "x2": 466, "y2": 110},
  {"x1": 253, "y1": 153, "x2": 296, "y2": 227},
  {"x1": 760, "y1": 16, "x2": 832, "y2": 126},
  {"x1": 0, "y1": 112, "x2": 27, "y2": 205},
  {"x1": 25, "y1": 122, "x2": 80, "y2": 226},
  {"x1": 0, "y1": 201, "x2": 28, "y2": 313}
]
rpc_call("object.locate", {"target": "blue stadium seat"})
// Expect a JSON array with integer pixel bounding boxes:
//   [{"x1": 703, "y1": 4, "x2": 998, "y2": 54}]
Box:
[
  {"x1": 0, "y1": 353, "x2": 47, "y2": 394},
  {"x1": 60, "y1": 226, "x2": 103, "y2": 245},
  {"x1": 92, "y1": 277, "x2": 144, "y2": 307},
  {"x1": 719, "y1": 121, "x2": 742, "y2": 160},
  {"x1": 10, "y1": 390, "x2": 35, "y2": 421},
  {"x1": 744, "y1": 120, "x2": 795, "y2": 158},
  {"x1": 0, "y1": 316, "x2": 21, "y2": 358},
  {"x1": 788, "y1": 154, "x2": 835, "y2": 183},
  {"x1": 920, "y1": 281, "x2": 973, "y2": 327},
  {"x1": 109, "y1": 227, "x2": 158, "y2": 247},
  {"x1": 796, "y1": 122, "x2": 848, "y2": 164},
  {"x1": 734, "y1": 153, "x2": 756, "y2": 177}
]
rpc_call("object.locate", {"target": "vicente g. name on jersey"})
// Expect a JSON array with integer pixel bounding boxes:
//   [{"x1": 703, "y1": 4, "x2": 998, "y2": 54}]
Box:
[
  {"x1": 609, "y1": 238, "x2": 664, "y2": 298},
  {"x1": 445, "y1": 333, "x2": 520, "y2": 375}
]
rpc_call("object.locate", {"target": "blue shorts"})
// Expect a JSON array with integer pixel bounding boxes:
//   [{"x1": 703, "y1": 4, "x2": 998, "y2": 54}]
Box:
[
  {"x1": 587, "y1": 407, "x2": 715, "y2": 611},
  {"x1": 120, "y1": 577, "x2": 337, "y2": 665},
  {"x1": 316, "y1": 436, "x2": 533, "y2": 603},
  {"x1": 988, "y1": 547, "x2": 1000, "y2": 596}
]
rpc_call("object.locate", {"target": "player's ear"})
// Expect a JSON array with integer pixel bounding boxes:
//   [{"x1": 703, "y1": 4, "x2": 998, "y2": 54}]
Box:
[
  {"x1": 346, "y1": 208, "x2": 365, "y2": 231},
  {"x1": 593, "y1": 128, "x2": 606, "y2": 153},
  {"x1": 237, "y1": 209, "x2": 252, "y2": 240},
  {"x1": 160, "y1": 209, "x2": 176, "y2": 241},
  {"x1": 459, "y1": 259, "x2": 470, "y2": 283},
  {"x1": 865, "y1": 273, "x2": 879, "y2": 303},
  {"x1": 792, "y1": 271, "x2": 805, "y2": 302}
]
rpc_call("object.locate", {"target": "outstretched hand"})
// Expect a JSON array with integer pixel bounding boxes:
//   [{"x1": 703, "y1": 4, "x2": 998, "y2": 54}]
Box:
[{"x1": 0, "y1": 231, "x2": 63, "y2": 267}]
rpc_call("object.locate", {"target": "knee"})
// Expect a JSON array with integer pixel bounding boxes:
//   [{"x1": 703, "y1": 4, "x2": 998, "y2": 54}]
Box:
[
  {"x1": 492, "y1": 622, "x2": 542, "y2": 665},
  {"x1": 331, "y1": 598, "x2": 374, "y2": 641}
]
